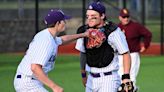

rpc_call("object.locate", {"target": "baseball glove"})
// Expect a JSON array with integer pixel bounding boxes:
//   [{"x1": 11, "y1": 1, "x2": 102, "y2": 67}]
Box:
[
  {"x1": 86, "y1": 28, "x2": 106, "y2": 49},
  {"x1": 117, "y1": 81, "x2": 134, "y2": 92}
]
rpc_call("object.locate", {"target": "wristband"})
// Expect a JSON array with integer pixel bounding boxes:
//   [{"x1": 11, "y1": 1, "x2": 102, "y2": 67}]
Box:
[
  {"x1": 81, "y1": 73, "x2": 86, "y2": 78},
  {"x1": 122, "y1": 74, "x2": 130, "y2": 80}
]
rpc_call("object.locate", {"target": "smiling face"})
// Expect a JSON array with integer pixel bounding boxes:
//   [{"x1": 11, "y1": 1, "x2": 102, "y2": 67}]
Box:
[{"x1": 86, "y1": 10, "x2": 105, "y2": 28}]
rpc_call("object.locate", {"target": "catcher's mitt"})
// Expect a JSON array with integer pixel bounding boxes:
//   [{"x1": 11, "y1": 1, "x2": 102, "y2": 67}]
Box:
[
  {"x1": 86, "y1": 28, "x2": 106, "y2": 49},
  {"x1": 117, "y1": 81, "x2": 134, "y2": 92}
]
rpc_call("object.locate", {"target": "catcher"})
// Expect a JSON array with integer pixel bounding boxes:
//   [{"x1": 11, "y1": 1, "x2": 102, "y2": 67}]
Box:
[{"x1": 75, "y1": 1, "x2": 134, "y2": 92}]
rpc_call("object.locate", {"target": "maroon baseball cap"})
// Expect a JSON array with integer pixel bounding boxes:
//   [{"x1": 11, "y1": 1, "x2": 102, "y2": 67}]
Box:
[
  {"x1": 44, "y1": 9, "x2": 71, "y2": 25},
  {"x1": 119, "y1": 8, "x2": 130, "y2": 17},
  {"x1": 87, "y1": 2, "x2": 106, "y2": 15}
]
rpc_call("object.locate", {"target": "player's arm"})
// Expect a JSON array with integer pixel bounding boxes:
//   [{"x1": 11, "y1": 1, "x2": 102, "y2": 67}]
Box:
[
  {"x1": 138, "y1": 24, "x2": 152, "y2": 52},
  {"x1": 109, "y1": 27, "x2": 131, "y2": 82},
  {"x1": 121, "y1": 52, "x2": 131, "y2": 83},
  {"x1": 80, "y1": 52, "x2": 87, "y2": 87},
  {"x1": 31, "y1": 64, "x2": 63, "y2": 92},
  {"x1": 60, "y1": 31, "x2": 88, "y2": 45}
]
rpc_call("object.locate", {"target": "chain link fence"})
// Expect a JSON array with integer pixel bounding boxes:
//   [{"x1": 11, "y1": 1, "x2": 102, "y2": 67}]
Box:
[{"x1": 0, "y1": 0, "x2": 162, "y2": 53}]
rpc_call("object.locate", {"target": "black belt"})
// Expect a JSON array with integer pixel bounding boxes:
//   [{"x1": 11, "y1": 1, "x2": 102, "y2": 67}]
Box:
[
  {"x1": 17, "y1": 75, "x2": 35, "y2": 80},
  {"x1": 90, "y1": 71, "x2": 112, "y2": 78}
]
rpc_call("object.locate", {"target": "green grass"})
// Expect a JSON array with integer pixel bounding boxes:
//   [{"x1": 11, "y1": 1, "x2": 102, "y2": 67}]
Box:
[
  {"x1": 0, "y1": 54, "x2": 164, "y2": 92},
  {"x1": 137, "y1": 56, "x2": 164, "y2": 92}
]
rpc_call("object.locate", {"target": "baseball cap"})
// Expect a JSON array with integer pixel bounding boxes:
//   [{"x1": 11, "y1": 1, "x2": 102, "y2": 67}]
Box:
[
  {"x1": 44, "y1": 9, "x2": 71, "y2": 25},
  {"x1": 119, "y1": 8, "x2": 130, "y2": 17},
  {"x1": 87, "y1": 2, "x2": 106, "y2": 14}
]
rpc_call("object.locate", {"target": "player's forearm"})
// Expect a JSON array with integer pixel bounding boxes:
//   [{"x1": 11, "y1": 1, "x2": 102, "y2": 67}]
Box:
[
  {"x1": 31, "y1": 64, "x2": 57, "y2": 90},
  {"x1": 61, "y1": 33, "x2": 87, "y2": 44},
  {"x1": 122, "y1": 52, "x2": 131, "y2": 74}
]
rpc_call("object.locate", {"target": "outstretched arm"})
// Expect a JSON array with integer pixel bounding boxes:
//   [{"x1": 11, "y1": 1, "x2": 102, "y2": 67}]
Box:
[{"x1": 60, "y1": 32, "x2": 88, "y2": 45}]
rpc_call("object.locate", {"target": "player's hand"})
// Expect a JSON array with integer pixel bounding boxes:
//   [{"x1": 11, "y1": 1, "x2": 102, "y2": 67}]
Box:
[
  {"x1": 82, "y1": 77, "x2": 87, "y2": 87},
  {"x1": 140, "y1": 46, "x2": 146, "y2": 53},
  {"x1": 83, "y1": 30, "x2": 90, "y2": 37},
  {"x1": 118, "y1": 79, "x2": 134, "y2": 92},
  {"x1": 52, "y1": 85, "x2": 64, "y2": 92},
  {"x1": 122, "y1": 79, "x2": 131, "y2": 84}
]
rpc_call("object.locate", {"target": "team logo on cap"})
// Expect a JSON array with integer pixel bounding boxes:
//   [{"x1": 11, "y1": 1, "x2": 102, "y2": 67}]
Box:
[
  {"x1": 44, "y1": 20, "x2": 47, "y2": 24},
  {"x1": 50, "y1": 9, "x2": 54, "y2": 12},
  {"x1": 89, "y1": 5, "x2": 93, "y2": 9},
  {"x1": 123, "y1": 9, "x2": 128, "y2": 14},
  {"x1": 58, "y1": 10, "x2": 64, "y2": 15}
]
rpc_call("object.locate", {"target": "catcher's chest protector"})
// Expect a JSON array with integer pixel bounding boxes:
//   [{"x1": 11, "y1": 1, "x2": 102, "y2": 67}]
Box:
[
  {"x1": 85, "y1": 39, "x2": 114, "y2": 68},
  {"x1": 82, "y1": 22, "x2": 117, "y2": 68}
]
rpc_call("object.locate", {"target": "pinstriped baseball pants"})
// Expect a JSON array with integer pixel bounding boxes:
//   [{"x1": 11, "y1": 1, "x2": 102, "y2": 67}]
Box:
[
  {"x1": 118, "y1": 52, "x2": 140, "y2": 87},
  {"x1": 85, "y1": 71, "x2": 121, "y2": 92},
  {"x1": 14, "y1": 73, "x2": 48, "y2": 92}
]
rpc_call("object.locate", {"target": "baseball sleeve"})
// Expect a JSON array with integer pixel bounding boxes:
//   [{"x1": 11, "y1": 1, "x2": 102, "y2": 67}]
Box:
[
  {"x1": 75, "y1": 38, "x2": 86, "y2": 53},
  {"x1": 108, "y1": 27, "x2": 129, "y2": 54},
  {"x1": 28, "y1": 38, "x2": 53, "y2": 66}
]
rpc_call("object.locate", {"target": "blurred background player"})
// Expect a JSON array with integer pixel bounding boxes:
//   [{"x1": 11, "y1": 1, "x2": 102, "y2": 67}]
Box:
[
  {"x1": 118, "y1": 8, "x2": 152, "y2": 92},
  {"x1": 75, "y1": 2, "x2": 132, "y2": 92},
  {"x1": 13, "y1": 9, "x2": 89, "y2": 92}
]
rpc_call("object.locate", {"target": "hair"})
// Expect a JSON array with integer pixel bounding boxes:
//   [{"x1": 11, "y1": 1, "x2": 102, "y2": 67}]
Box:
[
  {"x1": 46, "y1": 21, "x2": 62, "y2": 28},
  {"x1": 99, "y1": 13, "x2": 106, "y2": 21}
]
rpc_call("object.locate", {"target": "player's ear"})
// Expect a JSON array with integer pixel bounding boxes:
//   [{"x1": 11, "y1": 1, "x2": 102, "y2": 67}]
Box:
[
  {"x1": 118, "y1": 16, "x2": 122, "y2": 21},
  {"x1": 54, "y1": 21, "x2": 59, "y2": 27},
  {"x1": 100, "y1": 14, "x2": 105, "y2": 20}
]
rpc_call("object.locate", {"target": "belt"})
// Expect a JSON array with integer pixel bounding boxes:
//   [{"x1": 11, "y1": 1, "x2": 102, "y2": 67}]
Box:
[
  {"x1": 16, "y1": 75, "x2": 35, "y2": 80},
  {"x1": 90, "y1": 71, "x2": 112, "y2": 78}
]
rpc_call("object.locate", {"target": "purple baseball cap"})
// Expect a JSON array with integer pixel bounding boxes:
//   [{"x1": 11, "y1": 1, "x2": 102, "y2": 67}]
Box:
[
  {"x1": 87, "y1": 2, "x2": 106, "y2": 14},
  {"x1": 44, "y1": 9, "x2": 71, "y2": 25}
]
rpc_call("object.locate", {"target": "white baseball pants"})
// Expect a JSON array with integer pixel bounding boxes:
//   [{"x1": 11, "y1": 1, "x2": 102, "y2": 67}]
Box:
[
  {"x1": 85, "y1": 71, "x2": 121, "y2": 92},
  {"x1": 14, "y1": 73, "x2": 48, "y2": 92}
]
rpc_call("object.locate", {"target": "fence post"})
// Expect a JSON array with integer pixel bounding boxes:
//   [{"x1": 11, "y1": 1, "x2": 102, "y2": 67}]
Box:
[
  {"x1": 82, "y1": 0, "x2": 86, "y2": 25},
  {"x1": 123, "y1": 0, "x2": 126, "y2": 8},
  {"x1": 160, "y1": 0, "x2": 164, "y2": 55},
  {"x1": 18, "y1": 0, "x2": 24, "y2": 19},
  {"x1": 35, "y1": 0, "x2": 39, "y2": 33},
  {"x1": 141, "y1": 0, "x2": 145, "y2": 25}
]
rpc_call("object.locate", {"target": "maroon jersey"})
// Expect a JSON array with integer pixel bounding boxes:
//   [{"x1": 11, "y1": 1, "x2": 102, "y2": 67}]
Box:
[{"x1": 118, "y1": 21, "x2": 152, "y2": 53}]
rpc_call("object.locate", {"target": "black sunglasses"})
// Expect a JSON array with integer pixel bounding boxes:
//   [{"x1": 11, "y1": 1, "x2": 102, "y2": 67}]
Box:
[{"x1": 122, "y1": 16, "x2": 130, "y2": 18}]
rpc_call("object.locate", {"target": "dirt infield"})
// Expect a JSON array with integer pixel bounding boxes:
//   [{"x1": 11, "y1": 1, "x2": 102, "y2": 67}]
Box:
[{"x1": 58, "y1": 42, "x2": 163, "y2": 55}]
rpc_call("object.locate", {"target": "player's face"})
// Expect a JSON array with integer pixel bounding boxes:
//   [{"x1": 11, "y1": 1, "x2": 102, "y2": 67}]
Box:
[
  {"x1": 119, "y1": 16, "x2": 130, "y2": 25},
  {"x1": 86, "y1": 10, "x2": 102, "y2": 27},
  {"x1": 57, "y1": 20, "x2": 66, "y2": 32}
]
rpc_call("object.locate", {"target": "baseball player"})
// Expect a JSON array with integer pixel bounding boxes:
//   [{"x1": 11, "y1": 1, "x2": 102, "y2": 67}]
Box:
[
  {"x1": 13, "y1": 9, "x2": 89, "y2": 92},
  {"x1": 118, "y1": 8, "x2": 152, "y2": 91},
  {"x1": 75, "y1": 2, "x2": 132, "y2": 92}
]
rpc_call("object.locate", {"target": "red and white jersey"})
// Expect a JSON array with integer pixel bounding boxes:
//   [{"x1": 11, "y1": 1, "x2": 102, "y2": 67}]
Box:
[
  {"x1": 75, "y1": 27, "x2": 129, "y2": 73},
  {"x1": 16, "y1": 29, "x2": 62, "y2": 76}
]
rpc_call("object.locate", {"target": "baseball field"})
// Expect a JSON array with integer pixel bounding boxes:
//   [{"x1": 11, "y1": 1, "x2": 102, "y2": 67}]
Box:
[{"x1": 0, "y1": 53, "x2": 164, "y2": 92}]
